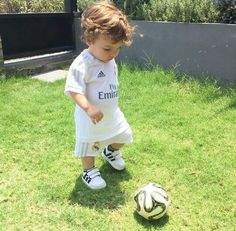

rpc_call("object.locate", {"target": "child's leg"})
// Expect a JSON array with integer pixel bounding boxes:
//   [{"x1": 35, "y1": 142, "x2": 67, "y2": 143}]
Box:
[
  {"x1": 110, "y1": 143, "x2": 124, "y2": 150},
  {"x1": 81, "y1": 156, "x2": 106, "y2": 190},
  {"x1": 81, "y1": 156, "x2": 95, "y2": 170}
]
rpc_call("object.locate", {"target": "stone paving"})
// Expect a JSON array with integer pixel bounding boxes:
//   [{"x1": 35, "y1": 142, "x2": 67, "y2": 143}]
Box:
[{"x1": 32, "y1": 69, "x2": 68, "y2": 82}]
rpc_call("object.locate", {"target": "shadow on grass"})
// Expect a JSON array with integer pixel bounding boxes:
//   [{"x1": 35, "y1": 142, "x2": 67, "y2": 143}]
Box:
[
  {"x1": 218, "y1": 99, "x2": 236, "y2": 112},
  {"x1": 68, "y1": 163, "x2": 132, "y2": 210},
  {"x1": 210, "y1": 99, "x2": 236, "y2": 117},
  {"x1": 227, "y1": 100, "x2": 236, "y2": 109},
  {"x1": 133, "y1": 212, "x2": 169, "y2": 228}
]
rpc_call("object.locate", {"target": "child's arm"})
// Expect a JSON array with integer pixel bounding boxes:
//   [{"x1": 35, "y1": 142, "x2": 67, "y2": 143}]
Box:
[{"x1": 69, "y1": 91, "x2": 104, "y2": 124}]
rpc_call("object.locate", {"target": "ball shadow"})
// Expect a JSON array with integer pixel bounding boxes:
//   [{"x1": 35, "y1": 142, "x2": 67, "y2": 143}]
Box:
[
  {"x1": 133, "y1": 212, "x2": 169, "y2": 228},
  {"x1": 68, "y1": 163, "x2": 132, "y2": 210}
]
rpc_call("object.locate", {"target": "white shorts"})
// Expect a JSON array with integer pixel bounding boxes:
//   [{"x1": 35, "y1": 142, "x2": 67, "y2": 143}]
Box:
[{"x1": 74, "y1": 128, "x2": 133, "y2": 157}]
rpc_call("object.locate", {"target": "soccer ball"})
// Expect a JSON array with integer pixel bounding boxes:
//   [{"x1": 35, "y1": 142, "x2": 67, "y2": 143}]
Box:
[{"x1": 134, "y1": 183, "x2": 170, "y2": 220}]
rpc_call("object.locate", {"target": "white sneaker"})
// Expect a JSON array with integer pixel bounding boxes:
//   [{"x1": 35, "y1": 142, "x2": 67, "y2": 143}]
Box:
[
  {"x1": 82, "y1": 167, "x2": 106, "y2": 190},
  {"x1": 101, "y1": 146, "x2": 125, "y2": 170}
]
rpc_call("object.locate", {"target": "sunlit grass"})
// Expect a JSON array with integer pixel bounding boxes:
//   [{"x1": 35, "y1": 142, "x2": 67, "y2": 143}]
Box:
[{"x1": 0, "y1": 65, "x2": 235, "y2": 230}]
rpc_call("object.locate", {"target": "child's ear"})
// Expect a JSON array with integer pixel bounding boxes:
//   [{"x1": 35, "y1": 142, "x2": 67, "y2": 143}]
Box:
[{"x1": 85, "y1": 38, "x2": 93, "y2": 46}]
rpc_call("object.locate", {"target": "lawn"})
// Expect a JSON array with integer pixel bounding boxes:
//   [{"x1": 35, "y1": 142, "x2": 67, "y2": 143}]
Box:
[{"x1": 0, "y1": 65, "x2": 236, "y2": 230}]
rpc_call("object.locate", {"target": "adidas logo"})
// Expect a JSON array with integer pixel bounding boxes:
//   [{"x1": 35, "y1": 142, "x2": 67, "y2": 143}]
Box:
[{"x1": 97, "y1": 71, "x2": 106, "y2": 78}]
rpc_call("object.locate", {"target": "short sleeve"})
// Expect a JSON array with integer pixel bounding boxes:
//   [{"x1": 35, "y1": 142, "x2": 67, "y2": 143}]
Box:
[{"x1": 64, "y1": 62, "x2": 87, "y2": 96}]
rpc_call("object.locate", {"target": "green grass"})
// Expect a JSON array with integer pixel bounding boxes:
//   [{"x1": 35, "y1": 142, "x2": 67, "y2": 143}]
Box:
[{"x1": 0, "y1": 65, "x2": 236, "y2": 230}]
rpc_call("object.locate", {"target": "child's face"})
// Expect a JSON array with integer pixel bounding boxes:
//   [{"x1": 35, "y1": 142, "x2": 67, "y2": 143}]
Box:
[{"x1": 87, "y1": 35, "x2": 123, "y2": 63}]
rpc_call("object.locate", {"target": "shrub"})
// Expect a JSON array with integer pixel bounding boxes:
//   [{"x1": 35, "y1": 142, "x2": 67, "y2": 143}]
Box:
[
  {"x1": 134, "y1": 0, "x2": 219, "y2": 23},
  {"x1": 1, "y1": 0, "x2": 235, "y2": 24},
  {"x1": 113, "y1": 0, "x2": 149, "y2": 17},
  {"x1": 77, "y1": 0, "x2": 94, "y2": 12},
  {"x1": 0, "y1": 0, "x2": 64, "y2": 13},
  {"x1": 216, "y1": 0, "x2": 236, "y2": 23},
  {"x1": 0, "y1": 0, "x2": 98, "y2": 13}
]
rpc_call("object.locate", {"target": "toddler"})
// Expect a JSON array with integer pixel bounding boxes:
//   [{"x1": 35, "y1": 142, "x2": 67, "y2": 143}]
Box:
[{"x1": 65, "y1": 0, "x2": 135, "y2": 189}]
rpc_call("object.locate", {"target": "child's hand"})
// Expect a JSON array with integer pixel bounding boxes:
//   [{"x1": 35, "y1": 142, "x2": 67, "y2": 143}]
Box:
[
  {"x1": 69, "y1": 92, "x2": 104, "y2": 124},
  {"x1": 85, "y1": 104, "x2": 104, "y2": 124}
]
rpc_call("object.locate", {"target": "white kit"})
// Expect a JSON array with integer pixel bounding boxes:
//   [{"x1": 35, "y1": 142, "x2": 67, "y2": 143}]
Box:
[{"x1": 65, "y1": 49, "x2": 131, "y2": 143}]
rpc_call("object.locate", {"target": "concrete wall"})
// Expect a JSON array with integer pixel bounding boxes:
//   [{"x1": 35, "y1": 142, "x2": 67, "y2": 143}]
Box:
[{"x1": 74, "y1": 18, "x2": 236, "y2": 86}]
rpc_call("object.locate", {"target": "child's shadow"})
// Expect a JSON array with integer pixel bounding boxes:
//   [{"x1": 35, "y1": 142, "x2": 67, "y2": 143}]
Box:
[{"x1": 68, "y1": 163, "x2": 132, "y2": 210}]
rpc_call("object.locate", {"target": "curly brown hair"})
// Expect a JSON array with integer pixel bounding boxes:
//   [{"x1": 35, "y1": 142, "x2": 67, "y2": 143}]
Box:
[{"x1": 81, "y1": 1, "x2": 135, "y2": 45}]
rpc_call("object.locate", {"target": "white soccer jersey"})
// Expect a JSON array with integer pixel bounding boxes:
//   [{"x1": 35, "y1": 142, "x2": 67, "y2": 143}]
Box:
[{"x1": 65, "y1": 49, "x2": 131, "y2": 142}]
